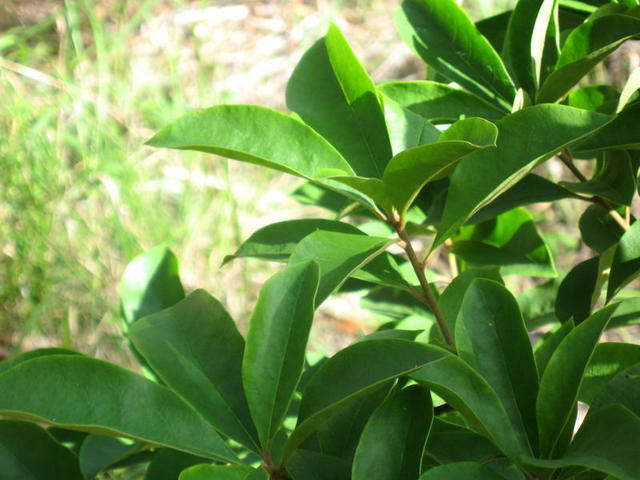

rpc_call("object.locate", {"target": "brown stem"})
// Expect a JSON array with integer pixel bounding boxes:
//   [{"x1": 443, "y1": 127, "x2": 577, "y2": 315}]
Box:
[
  {"x1": 263, "y1": 450, "x2": 290, "y2": 480},
  {"x1": 396, "y1": 226, "x2": 455, "y2": 347},
  {"x1": 558, "y1": 150, "x2": 629, "y2": 231}
]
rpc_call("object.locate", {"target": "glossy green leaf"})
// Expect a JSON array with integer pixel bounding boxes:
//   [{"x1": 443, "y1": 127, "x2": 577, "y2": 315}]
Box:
[
  {"x1": 536, "y1": 303, "x2": 619, "y2": 457},
  {"x1": 608, "y1": 295, "x2": 640, "y2": 329},
  {"x1": 569, "y1": 85, "x2": 620, "y2": 114},
  {"x1": 435, "y1": 105, "x2": 611, "y2": 247},
  {"x1": 561, "y1": 150, "x2": 636, "y2": 206},
  {"x1": 395, "y1": 0, "x2": 515, "y2": 107},
  {"x1": 438, "y1": 267, "x2": 503, "y2": 337},
  {"x1": 410, "y1": 355, "x2": 532, "y2": 462},
  {"x1": 242, "y1": 261, "x2": 319, "y2": 446},
  {"x1": 79, "y1": 435, "x2": 141, "y2": 479},
  {"x1": 283, "y1": 339, "x2": 448, "y2": 462},
  {"x1": 537, "y1": 14, "x2": 640, "y2": 102},
  {"x1": 617, "y1": 66, "x2": 640, "y2": 112},
  {"x1": 525, "y1": 405, "x2": 640, "y2": 480},
  {"x1": 579, "y1": 204, "x2": 626, "y2": 253},
  {"x1": 0, "y1": 347, "x2": 79, "y2": 376},
  {"x1": 129, "y1": 290, "x2": 259, "y2": 451},
  {"x1": 146, "y1": 105, "x2": 353, "y2": 179},
  {"x1": 419, "y1": 461, "x2": 509, "y2": 480},
  {"x1": 451, "y1": 207, "x2": 556, "y2": 277},
  {"x1": 504, "y1": 0, "x2": 559, "y2": 93},
  {"x1": 608, "y1": 220, "x2": 640, "y2": 299},
  {"x1": 468, "y1": 174, "x2": 577, "y2": 225},
  {"x1": 286, "y1": 450, "x2": 350, "y2": 480},
  {"x1": 580, "y1": 342, "x2": 640, "y2": 404},
  {"x1": 0, "y1": 420, "x2": 83, "y2": 480},
  {"x1": 381, "y1": 94, "x2": 441, "y2": 155},
  {"x1": 456, "y1": 279, "x2": 539, "y2": 452},
  {"x1": 590, "y1": 362, "x2": 640, "y2": 416},
  {"x1": 146, "y1": 449, "x2": 211, "y2": 480},
  {"x1": 575, "y1": 103, "x2": 640, "y2": 154},
  {"x1": 426, "y1": 420, "x2": 502, "y2": 465},
  {"x1": 223, "y1": 219, "x2": 361, "y2": 264},
  {"x1": 120, "y1": 245, "x2": 185, "y2": 329},
  {"x1": 555, "y1": 255, "x2": 608, "y2": 323},
  {"x1": 286, "y1": 23, "x2": 391, "y2": 178},
  {"x1": 534, "y1": 319, "x2": 574, "y2": 377},
  {"x1": 352, "y1": 385, "x2": 433, "y2": 480},
  {"x1": 179, "y1": 464, "x2": 264, "y2": 480},
  {"x1": 0, "y1": 355, "x2": 237, "y2": 462},
  {"x1": 350, "y1": 252, "x2": 416, "y2": 291},
  {"x1": 378, "y1": 81, "x2": 506, "y2": 123},
  {"x1": 288, "y1": 232, "x2": 390, "y2": 306}
]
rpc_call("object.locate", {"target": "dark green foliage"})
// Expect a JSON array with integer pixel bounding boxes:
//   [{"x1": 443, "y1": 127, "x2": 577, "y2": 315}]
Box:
[{"x1": 3, "y1": 1, "x2": 640, "y2": 479}]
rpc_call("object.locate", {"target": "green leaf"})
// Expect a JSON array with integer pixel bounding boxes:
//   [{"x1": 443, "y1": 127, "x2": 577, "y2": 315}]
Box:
[
  {"x1": 580, "y1": 204, "x2": 626, "y2": 253},
  {"x1": 381, "y1": 94, "x2": 442, "y2": 155},
  {"x1": 561, "y1": 151, "x2": 637, "y2": 206},
  {"x1": 455, "y1": 279, "x2": 539, "y2": 453},
  {"x1": 283, "y1": 339, "x2": 448, "y2": 462},
  {"x1": 288, "y1": 232, "x2": 390, "y2": 306},
  {"x1": 518, "y1": 278, "x2": 561, "y2": 329},
  {"x1": 0, "y1": 355, "x2": 237, "y2": 462},
  {"x1": 410, "y1": 355, "x2": 532, "y2": 462},
  {"x1": 580, "y1": 342, "x2": 640, "y2": 404},
  {"x1": 451, "y1": 207, "x2": 556, "y2": 277},
  {"x1": 120, "y1": 245, "x2": 185, "y2": 329},
  {"x1": 146, "y1": 449, "x2": 211, "y2": 480},
  {"x1": 476, "y1": 10, "x2": 512, "y2": 52},
  {"x1": 286, "y1": 450, "x2": 350, "y2": 480},
  {"x1": 286, "y1": 23, "x2": 391, "y2": 177},
  {"x1": 352, "y1": 385, "x2": 433, "y2": 480},
  {"x1": 590, "y1": 362, "x2": 640, "y2": 416},
  {"x1": 608, "y1": 220, "x2": 640, "y2": 299},
  {"x1": 222, "y1": 219, "x2": 360, "y2": 264},
  {"x1": 537, "y1": 14, "x2": 640, "y2": 102},
  {"x1": 79, "y1": 435, "x2": 141, "y2": 479},
  {"x1": 0, "y1": 347, "x2": 79, "y2": 376},
  {"x1": 574, "y1": 103, "x2": 640, "y2": 154},
  {"x1": 617, "y1": 66, "x2": 640, "y2": 112},
  {"x1": 146, "y1": 105, "x2": 353, "y2": 179},
  {"x1": 179, "y1": 464, "x2": 265, "y2": 480},
  {"x1": 524, "y1": 405, "x2": 640, "y2": 480},
  {"x1": 242, "y1": 261, "x2": 319, "y2": 447},
  {"x1": 469, "y1": 174, "x2": 577, "y2": 225},
  {"x1": 568, "y1": 85, "x2": 620, "y2": 114},
  {"x1": 504, "y1": 0, "x2": 559, "y2": 93},
  {"x1": 395, "y1": 0, "x2": 515, "y2": 107},
  {"x1": 129, "y1": 290, "x2": 259, "y2": 451},
  {"x1": 378, "y1": 81, "x2": 506, "y2": 123},
  {"x1": 435, "y1": 105, "x2": 611, "y2": 247},
  {"x1": 0, "y1": 420, "x2": 83, "y2": 480},
  {"x1": 426, "y1": 420, "x2": 502, "y2": 464},
  {"x1": 438, "y1": 267, "x2": 504, "y2": 338},
  {"x1": 536, "y1": 303, "x2": 619, "y2": 457},
  {"x1": 419, "y1": 461, "x2": 509, "y2": 480},
  {"x1": 534, "y1": 319, "x2": 574, "y2": 377}
]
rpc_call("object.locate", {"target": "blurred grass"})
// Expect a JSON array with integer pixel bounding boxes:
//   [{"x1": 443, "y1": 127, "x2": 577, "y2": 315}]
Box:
[{"x1": 0, "y1": 0, "x2": 515, "y2": 363}]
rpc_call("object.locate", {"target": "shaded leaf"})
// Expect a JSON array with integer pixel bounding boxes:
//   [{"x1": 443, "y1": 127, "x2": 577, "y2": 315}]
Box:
[
  {"x1": 617, "y1": 66, "x2": 640, "y2": 112},
  {"x1": 242, "y1": 261, "x2": 319, "y2": 447},
  {"x1": 352, "y1": 385, "x2": 433, "y2": 480},
  {"x1": 381, "y1": 94, "x2": 441, "y2": 155},
  {"x1": 456, "y1": 279, "x2": 539, "y2": 453},
  {"x1": 534, "y1": 319, "x2": 574, "y2": 377},
  {"x1": 575, "y1": 103, "x2": 640, "y2": 154},
  {"x1": 569, "y1": 85, "x2": 620, "y2": 114},
  {"x1": 419, "y1": 461, "x2": 510, "y2": 480},
  {"x1": 580, "y1": 342, "x2": 640, "y2": 404},
  {"x1": 536, "y1": 303, "x2": 619, "y2": 457},
  {"x1": 517, "y1": 278, "x2": 561, "y2": 329},
  {"x1": 451, "y1": 207, "x2": 556, "y2": 277},
  {"x1": 580, "y1": 204, "x2": 626, "y2": 253},
  {"x1": 0, "y1": 347, "x2": 79, "y2": 376},
  {"x1": 608, "y1": 220, "x2": 640, "y2": 299},
  {"x1": 590, "y1": 362, "x2": 640, "y2": 416},
  {"x1": 0, "y1": 355, "x2": 237, "y2": 462},
  {"x1": 395, "y1": 0, "x2": 515, "y2": 107},
  {"x1": 286, "y1": 450, "x2": 350, "y2": 480},
  {"x1": 0, "y1": 420, "x2": 83, "y2": 480},
  {"x1": 146, "y1": 449, "x2": 212, "y2": 480},
  {"x1": 129, "y1": 290, "x2": 259, "y2": 451},
  {"x1": 476, "y1": 10, "x2": 512, "y2": 53},
  {"x1": 79, "y1": 435, "x2": 141, "y2": 479},
  {"x1": 179, "y1": 464, "x2": 265, "y2": 480},
  {"x1": 286, "y1": 23, "x2": 391, "y2": 177},
  {"x1": 378, "y1": 81, "x2": 505, "y2": 123}
]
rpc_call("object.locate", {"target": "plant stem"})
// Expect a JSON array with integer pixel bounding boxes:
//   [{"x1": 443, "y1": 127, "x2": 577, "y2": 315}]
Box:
[
  {"x1": 558, "y1": 150, "x2": 629, "y2": 231},
  {"x1": 396, "y1": 226, "x2": 455, "y2": 347}
]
